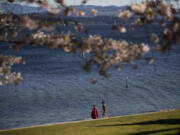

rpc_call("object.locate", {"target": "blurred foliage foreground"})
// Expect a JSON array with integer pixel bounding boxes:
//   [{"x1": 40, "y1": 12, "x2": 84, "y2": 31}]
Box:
[{"x1": 0, "y1": 0, "x2": 180, "y2": 85}]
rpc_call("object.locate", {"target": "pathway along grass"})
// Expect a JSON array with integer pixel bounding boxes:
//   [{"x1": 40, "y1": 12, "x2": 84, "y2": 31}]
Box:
[{"x1": 0, "y1": 109, "x2": 180, "y2": 135}]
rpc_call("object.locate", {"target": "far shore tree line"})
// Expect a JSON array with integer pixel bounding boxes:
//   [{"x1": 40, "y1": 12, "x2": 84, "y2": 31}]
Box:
[{"x1": 0, "y1": 0, "x2": 179, "y2": 85}]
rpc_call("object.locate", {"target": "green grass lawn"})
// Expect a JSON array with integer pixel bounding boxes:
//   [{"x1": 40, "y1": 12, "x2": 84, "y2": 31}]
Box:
[{"x1": 0, "y1": 109, "x2": 180, "y2": 135}]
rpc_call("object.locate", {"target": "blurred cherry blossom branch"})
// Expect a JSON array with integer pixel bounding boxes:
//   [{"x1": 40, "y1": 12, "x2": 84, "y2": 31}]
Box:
[{"x1": 0, "y1": 0, "x2": 179, "y2": 85}]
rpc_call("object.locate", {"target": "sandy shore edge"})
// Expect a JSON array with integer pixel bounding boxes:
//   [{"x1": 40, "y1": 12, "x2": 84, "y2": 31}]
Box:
[{"x1": 0, "y1": 108, "x2": 179, "y2": 132}]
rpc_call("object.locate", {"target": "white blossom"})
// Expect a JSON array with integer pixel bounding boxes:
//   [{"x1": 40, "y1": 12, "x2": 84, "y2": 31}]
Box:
[
  {"x1": 77, "y1": 11, "x2": 85, "y2": 16},
  {"x1": 131, "y1": 2, "x2": 147, "y2": 14},
  {"x1": 55, "y1": 0, "x2": 66, "y2": 6},
  {"x1": 118, "y1": 9, "x2": 131, "y2": 20},
  {"x1": 91, "y1": 9, "x2": 98, "y2": 15},
  {"x1": 140, "y1": 43, "x2": 150, "y2": 53},
  {"x1": 151, "y1": 33, "x2": 159, "y2": 43},
  {"x1": 117, "y1": 25, "x2": 127, "y2": 33},
  {"x1": 158, "y1": 3, "x2": 172, "y2": 19},
  {"x1": 21, "y1": 16, "x2": 38, "y2": 30}
]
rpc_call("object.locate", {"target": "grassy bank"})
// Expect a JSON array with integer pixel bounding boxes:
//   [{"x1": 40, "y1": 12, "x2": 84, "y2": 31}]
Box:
[{"x1": 0, "y1": 109, "x2": 180, "y2": 135}]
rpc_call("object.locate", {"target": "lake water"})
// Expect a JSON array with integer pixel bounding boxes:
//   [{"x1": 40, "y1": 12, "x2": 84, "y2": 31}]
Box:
[{"x1": 0, "y1": 24, "x2": 180, "y2": 130}]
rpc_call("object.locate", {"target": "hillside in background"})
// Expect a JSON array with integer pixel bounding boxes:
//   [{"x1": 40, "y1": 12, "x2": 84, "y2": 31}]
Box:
[
  {"x1": 0, "y1": 2, "x2": 123, "y2": 16},
  {"x1": 0, "y1": 2, "x2": 179, "y2": 25}
]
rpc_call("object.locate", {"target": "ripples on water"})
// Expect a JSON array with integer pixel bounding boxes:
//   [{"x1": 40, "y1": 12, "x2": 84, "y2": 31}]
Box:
[{"x1": 0, "y1": 25, "x2": 180, "y2": 130}]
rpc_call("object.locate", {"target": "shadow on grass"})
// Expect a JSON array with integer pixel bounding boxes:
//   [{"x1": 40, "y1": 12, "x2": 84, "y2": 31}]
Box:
[
  {"x1": 96, "y1": 119, "x2": 180, "y2": 127},
  {"x1": 95, "y1": 118, "x2": 180, "y2": 135},
  {"x1": 130, "y1": 128, "x2": 180, "y2": 135}
]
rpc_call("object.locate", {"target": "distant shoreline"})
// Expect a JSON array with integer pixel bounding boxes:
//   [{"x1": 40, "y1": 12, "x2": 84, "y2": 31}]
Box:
[{"x1": 1, "y1": 108, "x2": 179, "y2": 132}]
